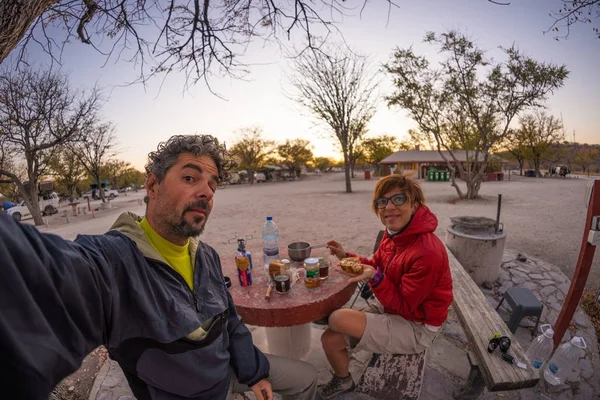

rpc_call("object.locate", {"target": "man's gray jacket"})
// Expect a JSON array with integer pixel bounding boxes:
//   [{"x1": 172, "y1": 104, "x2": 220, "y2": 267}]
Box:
[{"x1": 0, "y1": 212, "x2": 269, "y2": 399}]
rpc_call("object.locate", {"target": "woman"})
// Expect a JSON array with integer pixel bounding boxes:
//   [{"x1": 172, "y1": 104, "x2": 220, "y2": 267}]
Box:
[{"x1": 319, "y1": 174, "x2": 453, "y2": 399}]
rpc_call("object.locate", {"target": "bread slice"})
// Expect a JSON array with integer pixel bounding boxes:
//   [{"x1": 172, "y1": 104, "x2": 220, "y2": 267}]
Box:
[
  {"x1": 269, "y1": 260, "x2": 284, "y2": 277},
  {"x1": 340, "y1": 257, "x2": 363, "y2": 274}
]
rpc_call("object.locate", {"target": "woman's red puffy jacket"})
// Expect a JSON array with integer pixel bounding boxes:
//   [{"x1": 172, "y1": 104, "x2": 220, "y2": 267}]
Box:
[{"x1": 349, "y1": 205, "x2": 453, "y2": 327}]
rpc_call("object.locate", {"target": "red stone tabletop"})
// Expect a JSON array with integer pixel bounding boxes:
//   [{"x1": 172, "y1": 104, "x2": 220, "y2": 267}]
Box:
[{"x1": 223, "y1": 245, "x2": 357, "y2": 327}]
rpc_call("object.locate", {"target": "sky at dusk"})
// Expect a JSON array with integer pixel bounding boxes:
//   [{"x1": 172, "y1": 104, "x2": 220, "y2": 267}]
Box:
[{"x1": 6, "y1": 0, "x2": 599, "y2": 170}]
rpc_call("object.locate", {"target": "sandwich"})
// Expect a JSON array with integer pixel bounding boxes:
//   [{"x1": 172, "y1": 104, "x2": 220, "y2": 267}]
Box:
[{"x1": 340, "y1": 257, "x2": 363, "y2": 274}]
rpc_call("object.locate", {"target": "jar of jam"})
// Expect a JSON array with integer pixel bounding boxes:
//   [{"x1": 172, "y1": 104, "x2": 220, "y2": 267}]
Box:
[{"x1": 303, "y1": 257, "x2": 321, "y2": 288}]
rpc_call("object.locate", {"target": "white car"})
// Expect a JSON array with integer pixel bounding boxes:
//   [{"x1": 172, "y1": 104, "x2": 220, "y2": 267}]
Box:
[
  {"x1": 83, "y1": 188, "x2": 119, "y2": 200},
  {"x1": 7, "y1": 192, "x2": 60, "y2": 222},
  {"x1": 255, "y1": 172, "x2": 267, "y2": 183}
]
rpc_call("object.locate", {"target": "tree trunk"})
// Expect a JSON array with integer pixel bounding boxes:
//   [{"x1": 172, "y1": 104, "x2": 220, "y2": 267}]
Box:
[
  {"x1": 25, "y1": 171, "x2": 45, "y2": 226},
  {"x1": 518, "y1": 160, "x2": 524, "y2": 176},
  {"x1": 343, "y1": 151, "x2": 352, "y2": 193},
  {"x1": 0, "y1": 0, "x2": 57, "y2": 63},
  {"x1": 534, "y1": 154, "x2": 541, "y2": 177}
]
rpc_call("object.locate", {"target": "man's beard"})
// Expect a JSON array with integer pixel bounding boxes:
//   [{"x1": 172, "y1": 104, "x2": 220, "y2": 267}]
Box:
[{"x1": 165, "y1": 200, "x2": 210, "y2": 239}]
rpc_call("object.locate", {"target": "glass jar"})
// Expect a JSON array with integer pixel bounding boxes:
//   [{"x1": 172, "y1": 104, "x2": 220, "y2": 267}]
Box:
[
  {"x1": 318, "y1": 257, "x2": 329, "y2": 280},
  {"x1": 281, "y1": 258, "x2": 291, "y2": 273},
  {"x1": 303, "y1": 257, "x2": 321, "y2": 288}
]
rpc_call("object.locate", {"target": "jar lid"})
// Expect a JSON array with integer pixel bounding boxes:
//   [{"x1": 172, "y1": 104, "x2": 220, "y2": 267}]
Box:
[{"x1": 304, "y1": 257, "x2": 319, "y2": 265}]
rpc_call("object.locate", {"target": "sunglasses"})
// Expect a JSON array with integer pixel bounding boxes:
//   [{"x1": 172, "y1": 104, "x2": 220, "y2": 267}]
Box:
[{"x1": 374, "y1": 193, "x2": 408, "y2": 209}]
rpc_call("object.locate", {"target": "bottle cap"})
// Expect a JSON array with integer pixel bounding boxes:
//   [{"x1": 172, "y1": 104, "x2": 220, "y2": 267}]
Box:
[
  {"x1": 541, "y1": 324, "x2": 554, "y2": 338},
  {"x1": 570, "y1": 337, "x2": 587, "y2": 349},
  {"x1": 267, "y1": 216, "x2": 273, "y2": 221}
]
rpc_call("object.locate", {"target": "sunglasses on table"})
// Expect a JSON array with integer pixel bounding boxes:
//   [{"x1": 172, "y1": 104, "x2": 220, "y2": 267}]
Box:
[{"x1": 373, "y1": 193, "x2": 408, "y2": 209}]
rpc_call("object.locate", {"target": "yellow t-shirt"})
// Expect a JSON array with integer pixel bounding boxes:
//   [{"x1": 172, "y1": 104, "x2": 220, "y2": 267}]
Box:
[{"x1": 139, "y1": 218, "x2": 194, "y2": 289}]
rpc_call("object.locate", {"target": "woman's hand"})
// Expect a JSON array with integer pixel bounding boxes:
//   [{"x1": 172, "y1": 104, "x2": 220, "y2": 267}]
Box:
[
  {"x1": 347, "y1": 265, "x2": 376, "y2": 284},
  {"x1": 250, "y1": 379, "x2": 273, "y2": 400},
  {"x1": 334, "y1": 264, "x2": 377, "y2": 284},
  {"x1": 326, "y1": 240, "x2": 347, "y2": 260}
]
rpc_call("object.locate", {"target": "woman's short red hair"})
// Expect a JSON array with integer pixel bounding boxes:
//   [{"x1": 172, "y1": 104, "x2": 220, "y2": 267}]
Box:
[{"x1": 372, "y1": 174, "x2": 426, "y2": 214}]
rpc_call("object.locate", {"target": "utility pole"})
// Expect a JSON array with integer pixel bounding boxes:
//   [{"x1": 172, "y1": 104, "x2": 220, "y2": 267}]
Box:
[{"x1": 573, "y1": 130, "x2": 576, "y2": 144}]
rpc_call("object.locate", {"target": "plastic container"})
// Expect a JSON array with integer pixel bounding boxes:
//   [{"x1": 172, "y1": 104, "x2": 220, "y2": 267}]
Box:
[
  {"x1": 262, "y1": 216, "x2": 280, "y2": 270},
  {"x1": 526, "y1": 324, "x2": 554, "y2": 369},
  {"x1": 544, "y1": 336, "x2": 587, "y2": 385}
]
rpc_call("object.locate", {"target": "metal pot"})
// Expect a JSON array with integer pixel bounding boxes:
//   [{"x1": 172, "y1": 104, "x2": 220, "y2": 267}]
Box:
[{"x1": 287, "y1": 242, "x2": 326, "y2": 262}]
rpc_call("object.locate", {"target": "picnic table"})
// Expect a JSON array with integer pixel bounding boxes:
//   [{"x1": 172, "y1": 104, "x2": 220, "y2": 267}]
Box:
[{"x1": 222, "y1": 244, "x2": 356, "y2": 359}]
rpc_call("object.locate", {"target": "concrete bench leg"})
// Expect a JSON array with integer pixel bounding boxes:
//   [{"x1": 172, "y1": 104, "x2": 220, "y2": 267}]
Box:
[
  {"x1": 354, "y1": 351, "x2": 427, "y2": 400},
  {"x1": 453, "y1": 351, "x2": 485, "y2": 400}
]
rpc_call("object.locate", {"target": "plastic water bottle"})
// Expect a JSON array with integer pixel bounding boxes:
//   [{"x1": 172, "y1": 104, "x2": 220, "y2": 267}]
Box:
[
  {"x1": 526, "y1": 324, "x2": 554, "y2": 369},
  {"x1": 544, "y1": 336, "x2": 587, "y2": 385},
  {"x1": 262, "y1": 216, "x2": 280, "y2": 270}
]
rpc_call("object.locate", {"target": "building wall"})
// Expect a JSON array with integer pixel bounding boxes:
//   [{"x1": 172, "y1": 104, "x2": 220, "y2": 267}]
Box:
[{"x1": 396, "y1": 162, "x2": 418, "y2": 176}]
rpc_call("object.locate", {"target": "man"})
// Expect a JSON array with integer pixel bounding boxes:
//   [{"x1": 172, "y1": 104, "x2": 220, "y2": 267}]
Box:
[{"x1": 0, "y1": 135, "x2": 317, "y2": 400}]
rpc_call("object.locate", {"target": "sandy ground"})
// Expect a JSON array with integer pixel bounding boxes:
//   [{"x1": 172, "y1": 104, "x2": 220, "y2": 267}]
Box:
[
  {"x1": 30, "y1": 171, "x2": 599, "y2": 399},
  {"x1": 38, "y1": 171, "x2": 600, "y2": 289}
]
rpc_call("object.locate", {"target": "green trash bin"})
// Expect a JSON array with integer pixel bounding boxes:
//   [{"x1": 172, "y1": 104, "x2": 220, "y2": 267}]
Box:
[
  {"x1": 435, "y1": 172, "x2": 441, "y2": 181},
  {"x1": 444, "y1": 171, "x2": 450, "y2": 181},
  {"x1": 427, "y1": 171, "x2": 432, "y2": 181}
]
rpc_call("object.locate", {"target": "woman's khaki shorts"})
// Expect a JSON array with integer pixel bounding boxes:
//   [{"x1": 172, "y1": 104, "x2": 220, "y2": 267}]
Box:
[{"x1": 346, "y1": 301, "x2": 438, "y2": 355}]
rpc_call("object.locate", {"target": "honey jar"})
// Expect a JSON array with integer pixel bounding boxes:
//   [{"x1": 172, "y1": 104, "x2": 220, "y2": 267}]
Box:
[{"x1": 303, "y1": 257, "x2": 321, "y2": 288}]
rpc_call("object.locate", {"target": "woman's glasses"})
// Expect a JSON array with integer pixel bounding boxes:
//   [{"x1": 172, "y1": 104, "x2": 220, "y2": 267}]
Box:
[{"x1": 374, "y1": 193, "x2": 408, "y2": 209}]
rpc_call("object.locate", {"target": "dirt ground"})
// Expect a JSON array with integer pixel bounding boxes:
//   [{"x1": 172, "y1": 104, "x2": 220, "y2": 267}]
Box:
[{"x1": 36, "y1": 171, "x2": 599, "y2": 399}]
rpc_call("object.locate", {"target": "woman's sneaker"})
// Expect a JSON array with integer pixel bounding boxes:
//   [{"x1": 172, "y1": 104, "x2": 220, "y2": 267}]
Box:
[{"x1": 318, "y1": 374, "x2": 355, "y2": 399}]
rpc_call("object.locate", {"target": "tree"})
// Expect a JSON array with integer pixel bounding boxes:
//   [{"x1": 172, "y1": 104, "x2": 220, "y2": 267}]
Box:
[
  {"x1": 229, "y1": 127, "x2": 274, "y2": 184},
  {"x1": 102, "y1": 159, "x2": 134, "y2": 189},
  {"x1": 504, "y1": 132, "x2": 528, "y2": 176},
  {"x1": 359, "y1": 135, "x2": 399, "y2": 174},
  {"x1": 0, "y1": 66, "x2": 100, "y2": 224},
  {"x1": 0, "y1": 137, "x2": 23, "y2": 201},
  {"x1": 313, "y1": 157, "x2": 335, "y2": 172},
  {"x1": 574, "y1": 145, "x2": 600, "y2": 176},
  {"x1": 117, "y1": 167, "x2": 146, "y2": 188},
  {"x1": 72, "y1": 122, "x2": 117, "y2": 203},
  {"x1": 406, "y1": 129, "x2": 433, "y2": 150},
  {"x1": 276, "y1": 139, "x2": 314, "y2": 178},
  {"x1": 47, "y1": 146, "x2": 87, "y2": 199},
  {"x1": 288, "y1": 46, "x2": 377, "y2": 193},
  {"x1": 0, "y1": 1, "x2": 386, "y2": 88},
  {"x1": 348, "y1": 115, "x2": 371, "y2": 178},
  {"x1": 517, "y1": 112, "x2": 564, "y2": 176},
  {"x1": 384, "y1": 30, "x2": 568, "y2": 199}
]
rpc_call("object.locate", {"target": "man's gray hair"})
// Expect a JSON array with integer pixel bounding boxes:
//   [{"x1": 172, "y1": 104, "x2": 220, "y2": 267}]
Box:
[{"x1": 145, "y1": 134, "x2": 233, "y2": 186}]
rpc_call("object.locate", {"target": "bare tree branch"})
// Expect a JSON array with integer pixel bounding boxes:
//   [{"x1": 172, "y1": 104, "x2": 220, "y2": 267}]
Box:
[
  {"x1": 1, "y1": 0, "x2": 395, "y2": 91},
  {"x1": 545, "y1": 0, "x2": 600, "y2": 40}
]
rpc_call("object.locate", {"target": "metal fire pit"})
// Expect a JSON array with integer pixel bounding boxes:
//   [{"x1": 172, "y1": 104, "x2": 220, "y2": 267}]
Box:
[{"x1": 446, "y1": 215, "x2": 507, "y2": 285}]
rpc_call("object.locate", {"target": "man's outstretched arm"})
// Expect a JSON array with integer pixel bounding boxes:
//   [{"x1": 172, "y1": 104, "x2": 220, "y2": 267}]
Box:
[{"x1": 0, "y1": 214, "x2": 116, "y2": 399}]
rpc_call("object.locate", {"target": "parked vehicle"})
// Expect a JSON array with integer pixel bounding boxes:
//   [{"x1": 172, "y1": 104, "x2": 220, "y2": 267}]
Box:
[
  {"x1": 83, "y1": 188, "x2": 119, "y2": 200},
  {"x1": 229, "y1": 172, "x2": 242, "y2": 185},
  {"x1": 7, "y1": 192, "x2": 60, "y2": 221},
  {"x1": 255, "y1": 172, "x2": 267, "y2": 183}
]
